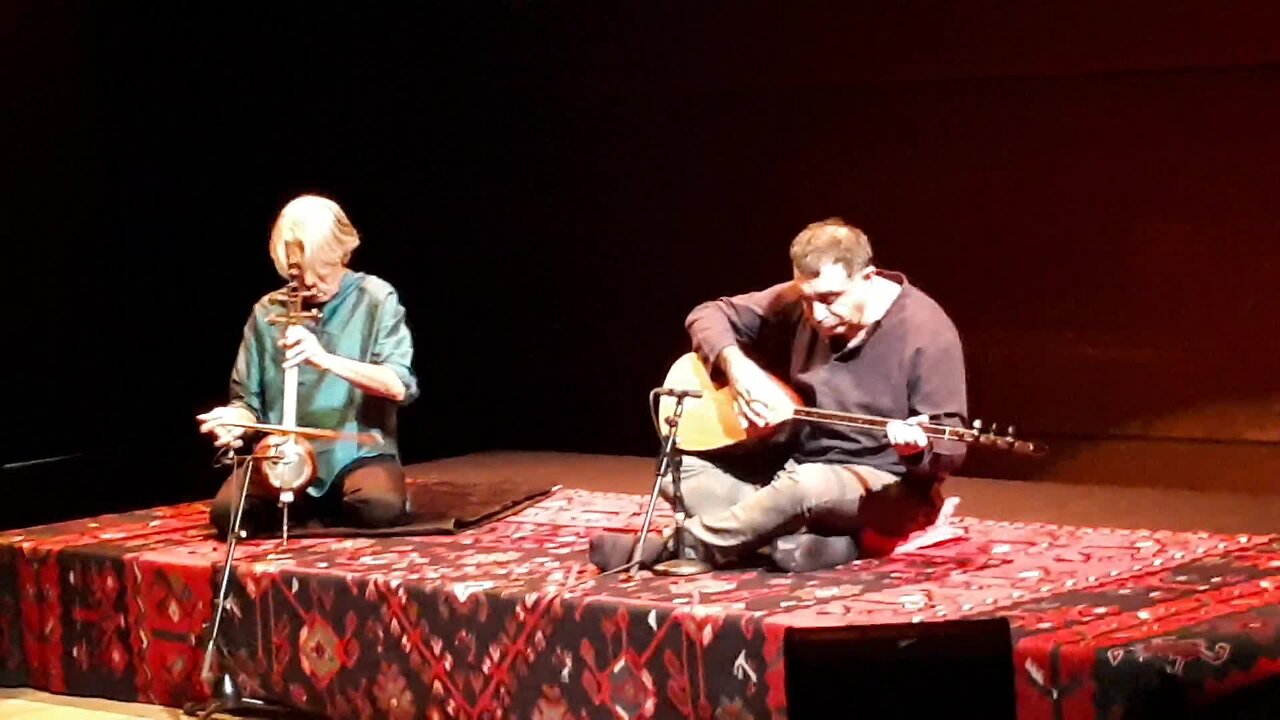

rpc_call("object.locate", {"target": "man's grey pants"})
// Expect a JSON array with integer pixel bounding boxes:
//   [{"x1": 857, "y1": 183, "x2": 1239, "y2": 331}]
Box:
[{"x1": 659, "y1": 454, "x2": 943, "y2": 564}]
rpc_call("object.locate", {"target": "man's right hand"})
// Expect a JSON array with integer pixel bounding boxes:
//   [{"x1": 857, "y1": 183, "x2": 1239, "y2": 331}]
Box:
[
  {"x1": 196, "y1": 406, "x2": 256, "y2": 449},
  {"x1": 719, "y1": 347, "x2": 796, "y2": 428}
]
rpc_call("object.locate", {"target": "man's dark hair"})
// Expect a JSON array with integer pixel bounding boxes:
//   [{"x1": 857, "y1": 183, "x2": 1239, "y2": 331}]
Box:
[{"x1": 789, "y1": 218, "x2": 874, "y2": 278}]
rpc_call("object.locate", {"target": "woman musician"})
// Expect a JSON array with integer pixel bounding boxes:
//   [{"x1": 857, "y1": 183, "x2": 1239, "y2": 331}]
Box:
[{"x1": 197, "y1": 194, "x2": 419, "y2": 538}]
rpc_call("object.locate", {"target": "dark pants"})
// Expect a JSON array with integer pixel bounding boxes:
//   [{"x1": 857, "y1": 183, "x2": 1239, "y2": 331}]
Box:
[{"x1": 209, "y1": 454, "x2": 408, "y2": 538}]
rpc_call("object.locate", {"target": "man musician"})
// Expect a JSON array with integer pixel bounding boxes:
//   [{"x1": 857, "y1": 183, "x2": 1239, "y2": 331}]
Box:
[{"x1": 591, "y1": 218, "x2": 968, "y2": 572}]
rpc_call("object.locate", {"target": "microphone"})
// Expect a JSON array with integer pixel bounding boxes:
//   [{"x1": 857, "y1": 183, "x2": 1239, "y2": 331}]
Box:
[{"x1": 654, "y1": 387, "x2": 703, "y2": 399}]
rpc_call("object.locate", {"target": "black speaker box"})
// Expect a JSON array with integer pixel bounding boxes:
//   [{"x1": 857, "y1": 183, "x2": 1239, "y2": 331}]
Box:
[{"x1": 783, "y1": 617, "x2": 1017, "y2": 719}]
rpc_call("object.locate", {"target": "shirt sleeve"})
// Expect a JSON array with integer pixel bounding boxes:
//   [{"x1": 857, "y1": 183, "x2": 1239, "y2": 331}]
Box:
[
  {"x1": 228, "y1": 311, "x2": 264, "y2": 420},
  {"x1": 903, "y1": 317, "x2": 969, "y2": 478},
  {"x1": 371, "y1": 290, "x2": 419, "y2": 405},
  {"x1": 684, "y1": 281, "x2": 797, "y2": 364}
]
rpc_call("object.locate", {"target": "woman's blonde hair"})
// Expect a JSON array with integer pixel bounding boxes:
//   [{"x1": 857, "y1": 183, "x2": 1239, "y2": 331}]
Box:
[{"x1": 268, "y1": 194, "x2": 360, "y2": 278}]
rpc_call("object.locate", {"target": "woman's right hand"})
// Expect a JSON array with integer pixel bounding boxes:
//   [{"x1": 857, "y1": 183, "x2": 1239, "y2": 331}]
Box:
[{"x1": 196, "y1": 405, "x2": 256, "y2": 448}]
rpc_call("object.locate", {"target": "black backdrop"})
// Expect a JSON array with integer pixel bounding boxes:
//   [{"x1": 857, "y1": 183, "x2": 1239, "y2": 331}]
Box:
[{"x1": 7, "y1": 2, "x2": 1280, "y2": 529}]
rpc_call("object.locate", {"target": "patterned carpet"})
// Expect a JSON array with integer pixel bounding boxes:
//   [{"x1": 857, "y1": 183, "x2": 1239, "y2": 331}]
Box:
[{"x1": 1, "y1": 484, "x2": 1278, "y2": 719}]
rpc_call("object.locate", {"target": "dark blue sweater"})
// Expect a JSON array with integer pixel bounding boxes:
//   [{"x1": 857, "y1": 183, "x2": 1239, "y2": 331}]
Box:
[{"x1": 685, "y1": 270, "x2": 969, "y2": 479}]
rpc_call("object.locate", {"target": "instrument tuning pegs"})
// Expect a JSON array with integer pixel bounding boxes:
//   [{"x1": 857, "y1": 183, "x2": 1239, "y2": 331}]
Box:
[
  {"x1": 970, "y1": 416, "x2": 1047, "y2": 456},
  {"x1": 970, "y1": 418, "x2": 988, "y2": 444}
]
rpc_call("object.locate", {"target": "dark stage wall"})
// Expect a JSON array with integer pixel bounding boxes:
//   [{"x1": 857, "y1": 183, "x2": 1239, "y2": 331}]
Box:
[{"x1": 6, "y1": 3, "x2": 1280, "y2": 528}]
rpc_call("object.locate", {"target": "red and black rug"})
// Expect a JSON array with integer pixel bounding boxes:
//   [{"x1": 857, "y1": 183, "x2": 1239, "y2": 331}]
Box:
[{"x1": 1, "y1": 481, "x2": 1277, "y2": 719}]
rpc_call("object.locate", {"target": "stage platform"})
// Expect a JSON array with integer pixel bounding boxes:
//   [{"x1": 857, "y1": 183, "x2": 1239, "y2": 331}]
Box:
[{"x1": 2, "y1": 451, "x2": 1279, "y2": 719}]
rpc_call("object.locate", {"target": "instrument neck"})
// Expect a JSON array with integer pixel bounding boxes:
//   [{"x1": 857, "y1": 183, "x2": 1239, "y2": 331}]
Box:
[
  {"x1": 282, "y1": 365, "x2": 299, "y2": 428},
  {"x1": 281, "y1": 266, "x2": 306, "y2": 429},
  {"x1": 791, "y1": 407, "x2": 969, "y2": 441}
]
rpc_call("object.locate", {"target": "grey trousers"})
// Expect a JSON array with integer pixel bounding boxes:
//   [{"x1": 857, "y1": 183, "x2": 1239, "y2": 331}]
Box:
[{"x1": 660, "y1": 453, "x2": 942, "y2": 564}]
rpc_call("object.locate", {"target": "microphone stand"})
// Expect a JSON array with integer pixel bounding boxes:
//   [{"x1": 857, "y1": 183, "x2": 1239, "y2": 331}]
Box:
[
  {"x1": 183, "y1": 451, "x2": 295, "y2": 720},
  {"x1": 628, "y1": 390, "x2": 712, "y2": 577}
]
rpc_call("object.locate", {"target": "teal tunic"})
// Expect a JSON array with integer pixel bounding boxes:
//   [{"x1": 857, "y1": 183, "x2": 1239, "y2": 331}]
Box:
[{"x1": 228, "y1": 271, "x2": 419, "y2": 497}]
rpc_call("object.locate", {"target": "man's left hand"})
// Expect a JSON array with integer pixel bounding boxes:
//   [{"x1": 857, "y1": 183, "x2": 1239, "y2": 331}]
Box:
[
  {"x1": 281, "y1": 325, "x2": 331, "y2": 370},
  {"x1": 886, "y1": 414, "x2": 929, "y2": 456}
]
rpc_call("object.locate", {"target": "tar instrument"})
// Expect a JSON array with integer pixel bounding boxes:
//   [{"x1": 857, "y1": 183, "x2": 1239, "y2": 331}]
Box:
[
  {"x1": 252, "y1": 238, "x2": 324, "y2": 505},
  {"x1": 656, "y1": 352, "x2": 1047, "y2": 456}
]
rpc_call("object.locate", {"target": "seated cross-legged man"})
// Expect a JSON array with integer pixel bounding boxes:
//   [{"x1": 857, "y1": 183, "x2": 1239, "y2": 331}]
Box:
[{"x1": 590, "y1": 218, "x2": 968, "y2": 572}]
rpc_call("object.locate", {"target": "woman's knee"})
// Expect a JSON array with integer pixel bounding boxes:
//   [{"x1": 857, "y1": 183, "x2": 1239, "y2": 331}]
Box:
[
  {"x1": 344, "y1": 492, "x2": 407, "y2": 528},
  {"x1": 208, "y1": 500, "x2": 233, "y2": 537}
]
